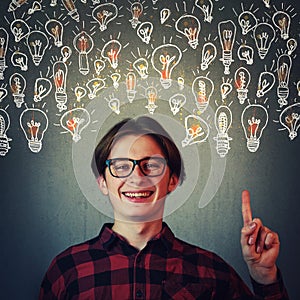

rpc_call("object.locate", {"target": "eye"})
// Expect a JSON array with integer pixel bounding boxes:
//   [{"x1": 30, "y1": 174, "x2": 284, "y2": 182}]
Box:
[{"x1": 112, "y1": 161, "x2": 131, "y2": 171}]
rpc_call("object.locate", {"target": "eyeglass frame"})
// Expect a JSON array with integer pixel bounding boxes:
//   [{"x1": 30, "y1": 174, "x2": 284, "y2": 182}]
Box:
[{"x1": 105, "y1": 156, "x2": 168, "y2": 178}]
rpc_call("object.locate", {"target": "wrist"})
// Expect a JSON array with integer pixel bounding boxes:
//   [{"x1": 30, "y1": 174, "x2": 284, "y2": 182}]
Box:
[{"x1": 249, "y1": 265, "x2": 278, "y2": 285}]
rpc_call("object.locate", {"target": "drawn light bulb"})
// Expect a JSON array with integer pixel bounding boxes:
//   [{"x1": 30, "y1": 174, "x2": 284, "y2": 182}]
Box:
[
  {"x1": 137, "y1": 22, "x2": 153, "y2": 44},
  {"x1": 110, "y1": 72, "x2": 121, "y2": 89},
  {"x1": 86, "y1": 78, "x2": 105, "y2": 99},
  {"x1": 74, "y1": 86, "x2": 87, "y2": 102},
  {"x1": 169, "y1": 93, "x2": 186, "y2": 115},
  {"x1": 10, "y1": 19, "x2": 30, "y2": 43},
  {"x1": 107, "y1": 97, "x2": 120, "y2": 114},
  {"x1": 218, "y1": 20, "x2": 236, "y2": 74},
  {"x1": 272, "y1": 11, "x2": 291, "y2": 40},
  {"x1": 94, "y1": 59, "x2": 105, "y2": 75},
  {"x1": 9, "y1": 73, "x2": 26, "y2": 108},
  {"x1": 61, "y1": 46, "x2": 72, "y2": 62},
  {"x1": 241, "y1": 104, "x2": 269, "y2": 153},
  {"x1": 126, "y1": 70, "x2": 137, "y2": 102},
  {"x1": 201, "y1": 42, "x2": 217, "y2": 71},
  {"x1": 213, "y1": 105, "x2": 233, "y2": 158},
  {"x1": 101, "y1": 40, "x2": 122, "y2": 69},
  {"x1": 177, "y1": 77, "x2": 184, "y2": 90},
  {"x1": 61, "y1": 0, "x2": 79, "y2": 22},
  {"x1": 60, "y1": 108, "x2": 90, "y2": 142},
  {"x1": 256, "y1": 71, "x2": 275, "y2": 98},
  {"x1": 151, "y1": 43, "x2": 182, "y2": 89},
  {"x1": 26, "y1": 30, "x2": 49, "y2": 66},
  {"x1": 0, "y1": 28, "x2": 9, "y2": 80},
  {"x1": 11, "y1": 51, "x2": 28, "y2": 71},
  {"x1": 28, "y1": 1, "x2": 42, "y2": 15},
  {"x1": 34, "y1": 77, "x2": 52, "y2": 102},
  {"x1": 279, "y1": 102, "x2": 300, "y2": 141},
  {"x1": 195, "y1": 0, "x2": 213, "y2": 23},
  {"x1": 220, "y1": 82, "x2": 233, "y2": 100},
  {"x1": 263, "y1": 0, "x2": 271, "y2": 8},
  {"x1": 0, "y1": 109, "x2": 11, "y2": 156},
  {"x1": 238, "y1": 11, "x2": 258, "y2": 35},
  {"x1": 277, "y1": 53, "x2": 292, "y2": 107},
  {"x1": 234, "y1": 67, "x2": 251, "y2": 104},
  {"x1": 73, "y1": 31, "x2": 94, "y2": 75},
  {"x1": 50, "y1": 0, "x2": 57, "y2": 6},
  {"x1": 92, "y1": 3, "x2": 118, "y2": 32},
  {"x1": 237, "y1": 44, "x2": 254, "y2": 65},
  {"x1": 192, "y1": 76, "x2": 214, "y2": 113},
  {"x1": 19, "y1": 108, "x2": 48, "y2": 153},
  {"x1": 182, "y1": 114, "x2": 209, "y2": 147},
  {"x1": 145, "y1": 86, "x2": 158, "y2": 114},
  {"x1": 53, "y1": 61, "x2": 68, "y2": 112},
  {"x1": 0, "y1": 86, "x2": 8, "y2": 102},
  {"x1": 253, "y1": 23, "x2": 275, "y2": 60},
  {"x1": 160, "y1": 8, "x2": 171, "y2": 24},
  {"x1": 175, "y1": 15, "x2": 201, "y2": 49},
  {"x1": 287, "y1": 38, "x2": 297, "y2": 55},
  {"x1": 8, "y1": 0, "x2": 27, "y2": 12},
  {"x1": 45, "y1": 19, "x2": 63, "y2": 47},
  {"x1": 129, "y1": 2, "x2": 143, "y2": 29},
  {"x1": 297, "y1": 81, "x2": 300, "y2": 96},
  {"x1": 133, "y1": 57, "x2": 149, "y2": 79}
]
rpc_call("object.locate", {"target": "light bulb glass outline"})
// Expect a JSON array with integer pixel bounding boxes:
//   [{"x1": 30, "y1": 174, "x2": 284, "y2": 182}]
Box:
[
  {"x1": 160, "y1": 8, "x2": 171, "y2": 24},
  {"x1": 237, "y1": 44, "x2": 254, "y2": 65},
  {"x1": 74, "y1": 86, "x2": 87, "y2": 102},
  {"x1": 277, "y1": 53, "x2": 292, "y2": 107},
  {"x1": 279, "y1": 102, "x2": 300, "y2": 141},
  {"x1": 0, "y1": 86, "x2": 8, "y2": 102},
  {"x1": 61, "y1": 46, "x2": 72, "y2": 62},
  {"x1": 101, "y1": 39, "x2": 122, "y2": 69},
  {"x1": 34, "y1": 77, "x2": 52, "y2": 102},
  {"x1": 61, "y1": 0, "x2": 80, "y2": 22},
  {"x1": 133, "y1": 57, "x2": 149, "y2": 79},
  {"x1": 169, "y1": 93, "x2": 186, "y2": 115},
  {"x1": 94, "y1": 59, "x2": 106, "y2": 75},
  {"x1": 107, "y1": 97, "x2": 120, "y2": 114},
  {"x1": 9, "y1": 72, "x2": 26, "y2": 108},
  {"x1": 272, "y1": 10, "x2": 291, "y2": 40},
  {"x1": 195, "y1": 0, "x2": 213, "y2": 23},
  {"x1": 201, "y1": 41, "x2": 217, "y2": 71},
  {"x1": 286, "y1": 38, "x2": 297, "y2": 55},
  {"x1": 10, "y1": 19, "x2": 30, "y2": 43},
  {"x1": 220, "y1": 82, "x2": 233, "y2": 101},
  {"x1": 234, "y1": 67, "x2": 251, "y2": 104},
  {"x1": 26, "y1": 30, "x2": 49, "y2": 66},
  {"x1": 0, "y1": 108, "x2": 11, "y2": 156},
  {"x1": 129, "y1": 2, "x2": 143, "y2": 29},
  {"x1": 86, "y1": 78, "x2": 106, "y2": 99},
  {"x1": 126, "y1": 70, "x2": 137, "y2": 103},
  {"x1": 256, "y1": 71, "x2": 275, "y2": 98},
  {"x1": 0, "y1": 27, "x2": 9, "y2": 79},
  {"x1": 8, "y1": 0, "x2": 27, "y2": 12},
  {"x1": 145, "y1": 86, "x2": 158, "y2": 114},
  {"x1": 28, "y1": 1, "x2": 42, "y2": 15},
  {"x1": 238, "y1": 11, "x2": 258, "y2": 35},
  {"x1": 137, "y1": 21, "x2": 153, "y2": 44},
  {"x1": 92, "y1": 3, "x2": 118, "y2": 32},
  {"x1": 11, "y1": 50, "x2": 28, "y2": 71},
  {"x1": 110, "y1": 72, "x2": 121, "y2": 89},
  {"x1": 53, "y1": 60, "x2": 68, "y2": 112},
  {"x1": 45, "y1": 19, "x2": 64, "y2": 47}
]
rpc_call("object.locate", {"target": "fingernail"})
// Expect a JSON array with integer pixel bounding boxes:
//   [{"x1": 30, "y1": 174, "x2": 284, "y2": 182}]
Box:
[
  {"x1": 249, "y1": 222, "x2": 256, "y2": 230},
  {"x1": 256, "y1": 246, "x2": 261, "y2": 253},
  {"x1": 248, "y1": 236, "x2": 254, "y2": 245}
]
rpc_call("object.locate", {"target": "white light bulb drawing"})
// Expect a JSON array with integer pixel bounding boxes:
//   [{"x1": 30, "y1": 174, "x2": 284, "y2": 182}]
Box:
[
  {"x1": 195, "y1": 0, "x2": 213, "y2": 23},
  {"x1": 253, "y1": 22, "x2": 275, "y2": 60},
  {"x1": 60, "y1": 108, "x2": 90, "y2": 142},
  {"x1": 213, "y1": 105, "x2": 233, "y2": 158},
  {"x1": 0, "y1": 28, "x2": 9, "y2": 80},
  {"x1": 277, "y1": 53, "x2": 292, "y2": 107},
  {"x1": 9, "y1": 73, "x2": 26, "y2": 108},
  {"x1": 19, "y1": 107, "x2": 49, "y2": 153},
  {"x1": 237, "y1": 44, "x2": 254, "y2": 65},
  {"x1": 28, "y1": 1, "x2": 42, "y2": 15},
  {"x1": 50, "y1": 0, "x2": 57, "y2": 6},
  {"x1": 101, "y1": 40, "x2": 122, "y2": 69},
  {"x1": 181, "y1": 114, "x2": 209, "y2": 147},
  {"x1": 151, "y1": 43, "x2": 182, "y2": 89},
  {"x1": 86, "y1": 78, "x2": 105, "y2": 99},
  {"x1": 192, "y1": 76, "x2": 214, "y2": 113},
  {"x1": 256, "y1": 71, "x2": 275, "y2": 98},
  {"x1": 218, "y1": 20, "x2": 236, "y2": 74},
  {"x1": 175, "y1": 15, "x2": 201, "y2": 49},
  {"x1": 26, "y1": 30, "x2": 49, "y2": 66},
  {"x1": 110, "y1": 72, "x2": 121, "y2": 89},
  {"x1": 279, "y1": 102, "x2": 300, "y2": 141},
  {"x1": 241, "y1": 104, "x2": 269, "y2": 153},
  {"x1": 297, "y1": 81, "x2": 300, "y2": 97},
  {"x1": 234, "y1": 67, "x2": 251, "y2": 104},
  {"x1": 201, "y1": 42, "x2": 217, "y2": 71},
  {"x1": 220, "y1": 80, "x2": 233, "y2": 101},
  {"x1": 133, "y1": 57, "x2": 149, "y2": 79},
  {"x1": 94, "y1": 59, "x2": 106, "y2": 75},
  {"x1": 92, "y1": 3, "x2": 118, "y2": 32},
  {"x1": 107, "y1": 97, "x2": 120, "y2": 114},
  {"x1": 11, "y1": 50, "x2": 28, "y2": 71},
  {"x1": 74, "y1": 86, "x2": 87, "y2": 102},
  {"x1": 10, "y1": 19, "x2": 30, "y2": 43},
  {"x1": 0, "y1": 108, "x2": 11, "y2": 156},
  {"x1": 177, "y1": 77, "x2": 184, "y2": 90},
  {"x1": 73, "y1": 31, "x2": 94, "y2": 75},
  {"x1": 263, "y1": 0, "x2": 271, "y2": 9},
  {"x1": 145, "y1": 86, "x2": 158, "y2": 114},
  {"x1": 61, "y1": 0, "x2": 80, "y2": 22},
  {"x1": 126, "y1": 71, "x2": 137, "y2": 102},
  {"x1": 169, "y1": 93, "x2": 186, "y2": 115},
  {"x1": 8, "y1": 0, "x2": 27, "y2": 12},
  {"x1": 61, "y1": 46, "x2": 72, "y2": 62},
  {"x1": 272, "y1": 11, "x2": 291, "y2": 40},
  {"x1": 129, "y1": 2, "x2": 143, "y2": 29},
  {"x1": 137, "y1": 22, "x2": 153, "y2": 44},
  {"x1": 287, "y1": 38, "x2": 297, "y2": 56},
  {"x1": 0, "y1": 86, "x2": 8, "y2": 103},
  {"x1": 34, "y1": 77, "x2": 52, "y2": 102},
  {"x1": 45, "y1": 19, "x2": 64, "y2": 47},
  {"x1": 160, "y1": 8, "x2": 171, "y2": 24},
  {"x1": 238, "y1": 11, "x2": 258, "y2": 35},
  {"x1": 53, "y1": 61, "x2": 68, "y2": 112}
]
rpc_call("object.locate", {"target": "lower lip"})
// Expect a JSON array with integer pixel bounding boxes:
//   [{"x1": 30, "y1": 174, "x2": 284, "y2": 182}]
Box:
[{"x1": 123, "y1": 194, "x2": 153, "y2": 203}]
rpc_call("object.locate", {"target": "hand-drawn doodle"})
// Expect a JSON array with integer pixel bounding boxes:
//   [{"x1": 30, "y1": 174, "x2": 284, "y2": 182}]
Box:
[
  {"x1": 62, "y1": 0, "x2": 80, "y2": 22},
  {"x1": 279, "y1": 102, "x2": 300, "y2": 140},
  {"x1": 110, "y1": 72, "x2": 121, "y2": 89},
  {"x1": 160, "y1": 8, "x2": 171, "y2": 24},
  {"x1": 86, "y1": 78, "x2": 106, "y2": 99},
  {"x1": 8, "y1": 0, "x2": 27, "y2": 12},
  {"x1": 0, "y1": 108, "x2": 11, "y2": 156},
  {"x1": 11, "y1": 50, "x2": 28, "y2": 71},
  {"x1": 10, "y1": 19, "x2": 30, "y2": 43},
  {"x1": 74, "y1": 86, "x2": 87, "y2": 102},
  {"x1": 235, "y1": 66, "x2": 251, "y2": 104},
  {"x1": 277, "y1": 53, "x2": 292, "y2": 107},
  {"x1": 220, "y1": 78, "x2": 233, "y2": 101},
  {"x1": 92, "y1": 3, "x2": 118, "y2": 32},
  {"x1": 145, "y1": 85, "x2": 158, "y2": 114},
  {"x1": 286, "y1": 38, "x2": 297, "y2": 55},
  {"x1": 45, "y1": 19, "x2": 64, "y2": 48},
  {"x1": 28, "y1": 1, "x2": 42, "y2": 15},
  {"x1": 0, "y1": 85, "x2": 8, "y2": 103},
  {"x1": 106, "y1": 96, "x2": 121, "y2": 114},
  {"x1": 126, "y1": 70, "x2": 137, "y2": 102},
  {"x1": 129, "y1": 2, "x2": 144, "y2": 29},
  {"x1": 169, "y1": 93, "x2": 186, "y2": 115},
  {"x1": 133, "y1": 57, "x2": 149, "y2": 79},
  {"x1": 61, "y1": 46, "x2": 72, "y2": 62},
  {"x1": 26, "y1": 30, "x2": 49, "y2": 66},
  {"x1": 272, "y1": 10, "x2": 291, "y2": 40},
  {"x1": 195, "y1": 0, "x2": 214, "y2": 23},
  {"x1": 256, "y1": 69, "x2": 275, "y2": 98},
  {"x1": 101, "y1": 39, "x2": 122, "y2": 69},
  {"x1": 94, "y1": 59, "x2": 106, "y2": 75},
  {"x1": 0, "y1": 28, "x2": 9, "y2": 80},
  {"x1": 201, "y1": 42, "x2": 217, "y2": 71},
  {"x1": 137, "y1": 22, "x2": 153, "y2": 44},
  {"x1": 34, "y1": 77, "x2": 52, "y2": 103},
  {"x1": 53, "y1": 60, "x2": 68, "y2": 112},
  {"x1": 9, "y1": 72, "x2": 26, "y2": 108},
  {"x1": 238, "y1": 10, "x2": 258, "y2": 35},
  {"x1": 237, "y1": 43, "x2": 254, "y2": 65}
]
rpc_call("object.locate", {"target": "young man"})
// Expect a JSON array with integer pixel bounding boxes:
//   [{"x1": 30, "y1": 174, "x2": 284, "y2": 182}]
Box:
[{"x1": 39, "y1": 116, "x2": 289, "y2": 299}]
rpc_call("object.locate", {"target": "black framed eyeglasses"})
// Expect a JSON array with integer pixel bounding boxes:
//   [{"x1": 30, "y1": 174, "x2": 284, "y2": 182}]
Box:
[{"x1": 105, "y1": 157, "x2": 167, "y2": 178}]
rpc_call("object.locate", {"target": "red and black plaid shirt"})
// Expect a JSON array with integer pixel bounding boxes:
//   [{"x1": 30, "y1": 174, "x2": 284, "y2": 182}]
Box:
[{"x1": 39, "y1": 223, "x2": 288, "y2": 299}]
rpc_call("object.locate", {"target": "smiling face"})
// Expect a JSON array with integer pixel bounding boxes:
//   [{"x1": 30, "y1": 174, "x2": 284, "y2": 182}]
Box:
[{"x1": 97, "y1": 134, "x2": 179, "y2": 222}]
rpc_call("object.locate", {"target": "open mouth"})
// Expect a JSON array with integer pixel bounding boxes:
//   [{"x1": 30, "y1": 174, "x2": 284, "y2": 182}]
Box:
[{"x1": 122, "y1": 191, "x2": 154, "y2": 199}]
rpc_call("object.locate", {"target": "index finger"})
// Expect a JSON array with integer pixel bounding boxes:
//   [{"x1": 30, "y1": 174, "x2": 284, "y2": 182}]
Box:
[{"x1": 242, "y1": 190, "x2": 252, "y2": 226}]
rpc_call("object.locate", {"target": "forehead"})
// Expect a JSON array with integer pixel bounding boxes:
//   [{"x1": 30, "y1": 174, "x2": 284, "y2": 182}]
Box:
[{"x1": 109, "y1": 134, "x2": 164, "y2": 158}]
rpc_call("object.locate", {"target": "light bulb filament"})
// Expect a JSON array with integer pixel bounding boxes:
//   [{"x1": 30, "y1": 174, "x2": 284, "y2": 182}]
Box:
[
  {"x1": 248, "y1": 117, "x2": 260, "y2": 138},
  {"x1": 27, "y1": 120, "x2": 40, "y2": 141},
  {"x1": 54, "y1": 69, "x2": 65, "y2": 90}
]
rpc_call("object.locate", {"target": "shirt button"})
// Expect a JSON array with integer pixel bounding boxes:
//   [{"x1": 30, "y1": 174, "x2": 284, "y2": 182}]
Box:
[{"x1": 136, "y1": 289, "x2": 143, "y2": 298}]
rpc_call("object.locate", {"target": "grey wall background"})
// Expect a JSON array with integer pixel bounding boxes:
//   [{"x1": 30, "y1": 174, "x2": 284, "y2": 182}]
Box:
[{"x1": 0, "y1": 0, "x2": 299, "y2": 299}]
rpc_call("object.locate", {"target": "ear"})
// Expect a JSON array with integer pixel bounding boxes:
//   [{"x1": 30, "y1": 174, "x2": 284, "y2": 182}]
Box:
[
  {"x1": 97, "y1": 175, "x2": 109, "y2": 195},
  {"x1": 167, "y1": 173, "x2": 179, "y2": 194}
]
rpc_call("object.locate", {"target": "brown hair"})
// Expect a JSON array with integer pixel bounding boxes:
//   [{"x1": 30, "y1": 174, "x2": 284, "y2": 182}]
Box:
[{"x1": 91, "y1": 116, "x2": 185, "y2": 184}]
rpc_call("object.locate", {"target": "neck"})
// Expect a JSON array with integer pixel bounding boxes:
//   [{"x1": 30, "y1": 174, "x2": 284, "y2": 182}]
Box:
[{"x1": 112, "y1": 219, "x2": 163, "y2": 250}]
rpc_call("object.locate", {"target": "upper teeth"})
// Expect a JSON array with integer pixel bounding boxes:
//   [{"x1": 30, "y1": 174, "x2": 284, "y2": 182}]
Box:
[{"x1": 124, "y1": 192, "x2": 151, "y2": 198}]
